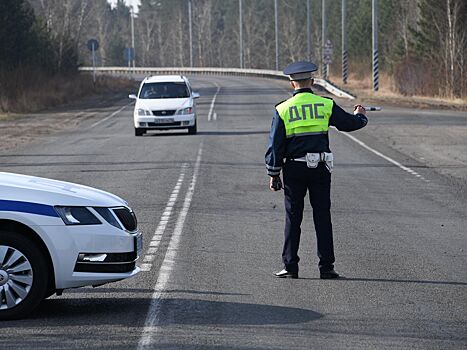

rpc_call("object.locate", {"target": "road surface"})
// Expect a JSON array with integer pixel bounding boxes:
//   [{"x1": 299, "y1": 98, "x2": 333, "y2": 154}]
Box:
[{"x1": 1, "y1": 75, "x2": 466, "y2": 349}]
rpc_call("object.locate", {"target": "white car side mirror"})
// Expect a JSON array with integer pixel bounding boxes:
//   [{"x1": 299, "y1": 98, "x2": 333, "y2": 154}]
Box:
[
  {"x1": 192, "y1": 92, "x2": 200, "y2": 99},
  {"x1": 129, "y1": 94, "x2": 137, "y2": 99}
]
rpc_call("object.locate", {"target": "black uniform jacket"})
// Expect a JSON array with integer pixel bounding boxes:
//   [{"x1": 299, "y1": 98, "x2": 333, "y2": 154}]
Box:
[{"x1": 265, "y1": 88, "x2": 368, "y2": 176}]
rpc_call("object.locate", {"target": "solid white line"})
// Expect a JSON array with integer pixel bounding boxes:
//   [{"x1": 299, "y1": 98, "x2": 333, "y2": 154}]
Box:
[
  {"x1": 336, "y1": 128, "x2": 428, "y2": 182},
  {"x1": 140, "y1": 263, "x2": 152, "y2": 272},
  {"x1": 207, "y1": 83, "x2": 220, "y2": 121},
  {"x1": 139, "y1": 163, "x2": 188, "y2": 271},
  {"x1": 90, "y1": 101, "x2": 133, "y2": 128},
  {"x1": 138, "y1": 142, "x2": 204, "y2": 349}
]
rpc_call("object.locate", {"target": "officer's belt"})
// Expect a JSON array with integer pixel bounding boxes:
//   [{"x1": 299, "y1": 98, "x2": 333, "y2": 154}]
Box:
[
  {"x1": 288, "y1": 153, "x2": 326, "y2": 162},
  {"x1": 288, "y1": 152, "x2": 334, "y2": 173}
]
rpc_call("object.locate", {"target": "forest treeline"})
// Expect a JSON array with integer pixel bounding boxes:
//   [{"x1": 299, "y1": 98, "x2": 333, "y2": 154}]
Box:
[
  {"x1": 1, "y1": 0, "x2": 466, "y2": 110},
  {"x1": 0, "y1": 0, "x2": 134, "y2": 112}
]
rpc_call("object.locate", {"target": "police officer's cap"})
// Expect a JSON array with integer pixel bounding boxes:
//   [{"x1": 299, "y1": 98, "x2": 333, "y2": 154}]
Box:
[{"x1": 283, "y1": 61, "x2": 318, "y2": 81}]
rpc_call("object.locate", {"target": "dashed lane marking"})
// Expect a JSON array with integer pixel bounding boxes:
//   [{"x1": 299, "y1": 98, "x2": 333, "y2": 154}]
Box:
[
  {"x1": 138, "y1": 142, "x2": 203, "y2": 349},
  {"x1": 139, "y1": 163, "x2": 188, "y2": 272},
  {"x1": 90, "y1": 101, "x2": 134, "y2": 128},
  {"x1": 207, "y1": 83, "x2": 220, "y2": 121}
]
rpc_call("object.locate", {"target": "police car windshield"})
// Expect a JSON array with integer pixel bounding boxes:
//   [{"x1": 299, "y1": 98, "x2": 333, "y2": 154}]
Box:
[{"x1": 139, "y1": 82, "x2": 189, "y2": 99}]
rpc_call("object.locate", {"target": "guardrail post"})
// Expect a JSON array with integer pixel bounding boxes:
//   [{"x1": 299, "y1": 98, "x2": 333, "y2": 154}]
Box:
[
  {"x1": 342, "y1": 0, "x2": 348, "y2": 84},
  {"x1": 321, "y1": 0, "x2": 327, "y2": 79},
  {"x1": 372, "y1": 0, "x2": 379, "y2": 91}
]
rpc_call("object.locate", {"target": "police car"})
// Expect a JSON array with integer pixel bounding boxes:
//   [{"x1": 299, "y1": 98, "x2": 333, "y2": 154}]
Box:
[
  {"x1": 129, "y1": 75, "x2": 200, "y2": 136},
  {"x1": 0, "y1": 172, "x2": 142, "y2": 320}
]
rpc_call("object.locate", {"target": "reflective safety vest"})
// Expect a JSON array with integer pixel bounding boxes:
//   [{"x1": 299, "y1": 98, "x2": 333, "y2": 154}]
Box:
[{"x1": 276, "y1": 92, "x2": 333, "y2": 138}]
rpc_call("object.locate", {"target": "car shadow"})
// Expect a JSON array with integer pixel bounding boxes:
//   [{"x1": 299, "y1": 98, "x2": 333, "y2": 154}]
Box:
[{"x1": 1, "y1": 297, "x2": 321, "y2": 327}]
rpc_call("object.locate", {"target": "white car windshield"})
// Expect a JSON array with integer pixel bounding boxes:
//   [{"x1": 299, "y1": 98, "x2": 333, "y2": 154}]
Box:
[{"x1": 139, "y1": 82, "x2": 189, "y2": 99}]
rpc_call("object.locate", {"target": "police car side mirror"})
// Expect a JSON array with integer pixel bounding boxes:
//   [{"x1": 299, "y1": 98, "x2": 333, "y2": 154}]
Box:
[
  {"x1": 129, "y1": 94, "x2": 137, "y2": 99},
  {"x1": 192, "y1": 92, "x2": 200, "y2": 99}
]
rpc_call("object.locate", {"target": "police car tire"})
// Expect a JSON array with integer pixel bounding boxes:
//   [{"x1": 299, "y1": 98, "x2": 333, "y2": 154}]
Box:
[
  {"x1": 135, "y1": 128, "x2": 145, "y2": 136},
  {"x1": 0, "y1": 230, "x2": 48, "y2": 320},
  {"x1": 188, "y1": 122, "x2": 197, "y2": 135}
]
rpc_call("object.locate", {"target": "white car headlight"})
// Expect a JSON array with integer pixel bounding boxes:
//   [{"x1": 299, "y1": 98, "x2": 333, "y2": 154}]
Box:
[
  {"x1": 138, "y1": 108, "x2": 152, "y2": 116},
  {"x1": 176, "y1": 107, "x2": 193, "y2": 115},
  {"x1": 55, "y1": 206, "x2": 101, "y2": 225}
]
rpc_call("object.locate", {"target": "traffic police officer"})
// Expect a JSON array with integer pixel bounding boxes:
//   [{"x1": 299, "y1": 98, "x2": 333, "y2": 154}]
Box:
[{"x1": 265, "y1": 61, "x2": 368, "y2": 279}]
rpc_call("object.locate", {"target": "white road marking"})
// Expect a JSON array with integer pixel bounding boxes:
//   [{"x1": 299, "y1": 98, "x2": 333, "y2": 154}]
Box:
[
  {"x1": 336, "y1": 128, "x2": 429, "y2": 182},
  {"x1": 213, "y1": 112, "x2": 217, "y2": 121},
  {"x1": 139, "y1": 163, "x2": 188, "y2": 271},
  {"x1": 138, "y1": 142, "x2": 203, "y2": 349},
  {"x1": 140, "y1": 263, "x2": 152, "y2": 272},
  {"x1": 207, "y1": 83, "x2": 220, "y2": 121},
  {"x1": 90, "y1": 101, "x2": 134, "y2": 128}
]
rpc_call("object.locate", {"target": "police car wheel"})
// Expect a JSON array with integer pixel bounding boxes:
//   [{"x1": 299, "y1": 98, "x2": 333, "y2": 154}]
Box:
[
  {"x1": 0, "y1": 230, "x2": 48, "y2": 320},
  {"x1": 188, "y1": 122, "x2": 197, "y2": 135}
]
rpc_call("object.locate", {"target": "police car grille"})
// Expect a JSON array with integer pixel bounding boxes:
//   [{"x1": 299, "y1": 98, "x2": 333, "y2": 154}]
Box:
[
  {"x1": 112, "y1": 207, "x2": 137, "y2": 232},
  {"x1": 153, "y1": 110, "x2": 176, "y2": 116}
]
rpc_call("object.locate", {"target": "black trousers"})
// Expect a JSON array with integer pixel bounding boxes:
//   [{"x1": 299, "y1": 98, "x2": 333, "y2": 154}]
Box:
[{"x1": 282, "y1": 161, "x2": 335, "y2": 273}]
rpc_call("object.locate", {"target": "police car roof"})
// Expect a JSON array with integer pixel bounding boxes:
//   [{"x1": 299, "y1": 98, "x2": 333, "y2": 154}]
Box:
[{"x1": 144, "y1": 75, "x2": 186, "y2": 83}]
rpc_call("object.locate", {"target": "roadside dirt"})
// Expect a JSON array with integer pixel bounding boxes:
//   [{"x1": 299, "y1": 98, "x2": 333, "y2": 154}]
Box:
[
  {"x1": 354, "y1": 90, "x2": 467, "y2": 112},
  {"x1": 333, "y1": 77, "x2": 467, "y2": 112},
  {"x1": 0, "y1": 92, "x2": 129, "y2": 152}
]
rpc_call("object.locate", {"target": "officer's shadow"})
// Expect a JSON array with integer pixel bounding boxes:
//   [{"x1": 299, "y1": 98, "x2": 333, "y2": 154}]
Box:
[{"x1": 299, "y1": 276, "x2": 467, "y2": 286}]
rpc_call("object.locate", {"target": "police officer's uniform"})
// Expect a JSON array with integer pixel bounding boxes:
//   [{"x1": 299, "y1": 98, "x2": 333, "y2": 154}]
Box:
[{"x1": 265, "y1": 61, "x2": 368, "y2": 279}]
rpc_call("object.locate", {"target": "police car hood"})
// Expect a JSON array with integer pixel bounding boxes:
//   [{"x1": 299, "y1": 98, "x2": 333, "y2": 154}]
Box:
[
  {"x1": 136, "y1": 98, "x2": 191, "y2": 112},
  {"x1": 0, "y1": 172, "x2": 127, "y2": 207}
]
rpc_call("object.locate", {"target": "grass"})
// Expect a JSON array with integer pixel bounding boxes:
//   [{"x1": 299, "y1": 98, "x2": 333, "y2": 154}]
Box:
[
  {"x1": 327, "y1": 71, "x2": 467, "y2": 111},
  {"x1": 0, "y1": 68, "x2": 136, "y2": 114}
]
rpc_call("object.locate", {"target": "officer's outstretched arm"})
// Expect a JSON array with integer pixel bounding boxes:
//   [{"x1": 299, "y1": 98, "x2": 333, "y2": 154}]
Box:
[{"x1": 329, "y1": 102, "x2": 368, "y2": 132}]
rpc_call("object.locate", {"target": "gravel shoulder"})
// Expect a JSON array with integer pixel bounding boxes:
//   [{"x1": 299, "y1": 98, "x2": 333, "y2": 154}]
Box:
[{"x1": 0, "y1": 91, "x2": 130, "y2": 152}]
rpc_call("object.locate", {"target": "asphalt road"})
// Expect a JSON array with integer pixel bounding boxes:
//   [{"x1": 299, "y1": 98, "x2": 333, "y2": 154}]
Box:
[{"x1": 1, "y1": 75, "x2": 466, "y2": 349}]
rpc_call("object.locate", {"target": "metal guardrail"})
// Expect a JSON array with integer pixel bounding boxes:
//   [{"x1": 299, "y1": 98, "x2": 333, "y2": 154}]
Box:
[{"x1": 78, "y1": 66, "x2": 356, "y2": 100}]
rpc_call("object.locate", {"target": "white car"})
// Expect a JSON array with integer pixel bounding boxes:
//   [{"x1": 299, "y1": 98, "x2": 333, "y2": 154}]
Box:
[
  {"x1": 129, "y1": 75, "x2": 200, "y2": 136},
  {"x1": 0, "y1": 172, "x2": 142, "y2": 320}
]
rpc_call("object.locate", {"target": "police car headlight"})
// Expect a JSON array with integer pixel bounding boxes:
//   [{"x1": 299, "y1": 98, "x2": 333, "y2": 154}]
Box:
[
  {"x1": 55, "y1": 206, "x2": 101, "y2": 225},
  {"x1": 175, "y1": 107, "x2": 193, "y2": 115},
  {"x1": 138, "y1": 108, "x2": 152, "y2": 116}
]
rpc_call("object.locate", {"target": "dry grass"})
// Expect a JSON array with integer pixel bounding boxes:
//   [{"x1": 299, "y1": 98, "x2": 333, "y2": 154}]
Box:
[
  {"x1": 0, "y1": 68, "x2": 136, "y2": 114},
  {"x1": 328, "y1": 71, "x2": 467, "y2": 111}
]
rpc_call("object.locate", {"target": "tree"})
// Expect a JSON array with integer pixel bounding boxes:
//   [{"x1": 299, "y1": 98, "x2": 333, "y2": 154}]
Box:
[
  {"x1": 414, "y1": 0, "x2": 467, "y2": 97},
  {"x1": 0, "y1": 0, "x2": 40, "y2": 69}
]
